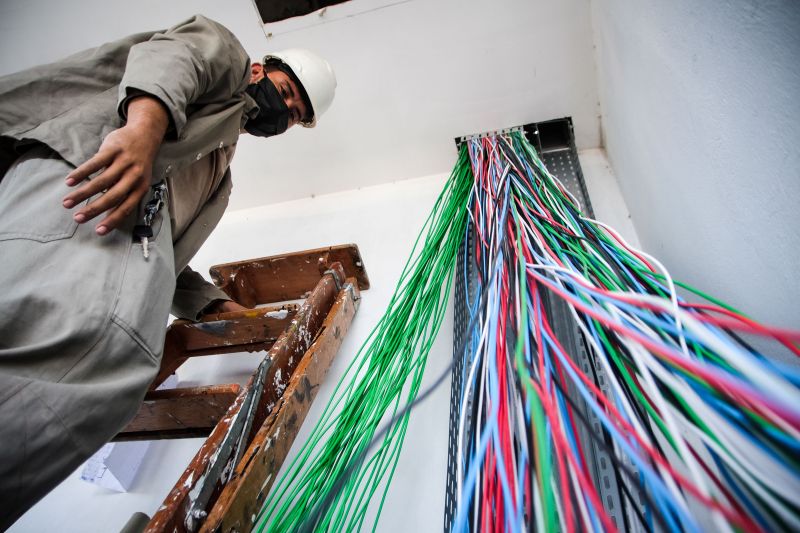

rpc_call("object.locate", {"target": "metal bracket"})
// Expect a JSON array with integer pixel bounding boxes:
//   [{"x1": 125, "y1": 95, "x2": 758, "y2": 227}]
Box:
[
  {"x1": 455, "y1": 126, "x2": 524, "y2": 146},
  {"x1": 322, "y1": 268, "x2": 344, "y2": 292},
  {"x1": 184, "y1": 358, "x2": 271, "y2": 532}
]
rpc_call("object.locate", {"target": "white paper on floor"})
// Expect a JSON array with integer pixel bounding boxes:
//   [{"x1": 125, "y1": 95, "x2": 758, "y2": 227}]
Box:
[{"x1": 80, "y1": 374, "x2": 178, "y2": 492}]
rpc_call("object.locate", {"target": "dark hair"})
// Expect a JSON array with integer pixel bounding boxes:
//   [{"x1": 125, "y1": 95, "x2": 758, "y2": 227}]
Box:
[{"x1": 266, "y1": 60, "x2": 314, "y2": 122}]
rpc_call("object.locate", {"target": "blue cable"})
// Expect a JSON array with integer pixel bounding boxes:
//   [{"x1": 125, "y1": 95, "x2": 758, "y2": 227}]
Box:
[
  {"x1": 539, "y1": 326, "x2": 701, "y2": 532},
  {"x1": 710, "y1": 448, "x2": 772, "y2": 531}
]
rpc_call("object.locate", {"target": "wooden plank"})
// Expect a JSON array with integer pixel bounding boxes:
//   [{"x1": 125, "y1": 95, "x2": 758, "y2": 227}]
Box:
[
  {"x1": 113, "y1": 385, "x2": 241, "y2": 441},
  {"x1": 173, "y1": 307, "x2": 297, "y2": 352},
  {"x1": 144, "y1": 269, "x2": 344, "y2": 533},
  {"x1": 151, "y1": 327, "x2": 188, "y2": 390},
  {"x1": 150, "y1": 305, "x2": 298, "y2": 390},
  {"x1": 209, "y1": 244, "x2": 370, "y2": 305},
  {"x1": 199, "y1": 279, "x2": 360, "y2": 533}
]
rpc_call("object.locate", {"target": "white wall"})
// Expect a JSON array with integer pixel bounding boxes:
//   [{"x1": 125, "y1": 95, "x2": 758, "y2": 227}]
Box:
[
  {"x1": 0, "y1": 0, "x2": 600, "y2": 211},
  {"x1": 591, "y1": 0, "x2": 800, "y2": 329}
]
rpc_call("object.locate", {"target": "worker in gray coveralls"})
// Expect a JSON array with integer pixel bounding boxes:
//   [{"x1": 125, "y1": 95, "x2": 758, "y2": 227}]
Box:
[{"x1": 0, "y1": 14, "x2": 336, "y2": 528}]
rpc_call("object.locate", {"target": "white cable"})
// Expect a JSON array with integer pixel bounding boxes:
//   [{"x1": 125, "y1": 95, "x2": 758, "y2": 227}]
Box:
[
  {"x1": 586, "y1": 217, "x2": 692, "y2": 361},
  {"x1": 613, "y1": 325, "x2": 718, "y2": 532}
]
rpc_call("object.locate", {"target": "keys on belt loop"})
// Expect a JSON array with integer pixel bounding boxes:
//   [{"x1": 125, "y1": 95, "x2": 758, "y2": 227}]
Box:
[
  {"x1": 133, "y1": 224, "x2": 154, "y2": 258},
  {"x1": 134, "y1": 182, "x2": 167, "y2": 260}
]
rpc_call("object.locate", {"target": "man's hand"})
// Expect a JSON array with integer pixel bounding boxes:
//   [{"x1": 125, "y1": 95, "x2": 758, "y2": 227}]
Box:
[
  {"x1": 200, "y1": 300, "x2": 251, "y2": 322},
  {"x1": 212, "y1": 300, "x2": 250, "y2": 314},
  {"x1": 62, "y1": 96, "x2": 169, "y2": 236}
]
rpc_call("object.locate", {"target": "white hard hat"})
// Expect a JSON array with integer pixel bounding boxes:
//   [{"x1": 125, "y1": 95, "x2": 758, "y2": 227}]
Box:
[{"x1": 263, "y1": 49, "x2": 337, "y2": 128}]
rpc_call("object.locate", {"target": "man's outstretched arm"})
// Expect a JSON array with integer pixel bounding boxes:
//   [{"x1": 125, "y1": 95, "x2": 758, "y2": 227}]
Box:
[
  {"x1": 60, "y1": 15, "x2": 250, "y2": 236},
  {"x1": 173, "y1": 266, "x2": 248, "y2": 320}
]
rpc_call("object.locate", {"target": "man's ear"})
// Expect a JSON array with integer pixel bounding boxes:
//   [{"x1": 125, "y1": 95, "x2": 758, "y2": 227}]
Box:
[{"x1": 250, "y1": 62, "x2": 265, "y2": 83}]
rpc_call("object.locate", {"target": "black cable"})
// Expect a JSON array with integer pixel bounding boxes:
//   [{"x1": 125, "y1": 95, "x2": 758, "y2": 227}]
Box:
[
  {"x1": 536, "y1": 286, "x2": 669, "y2": 531},
  {"x1": 539, "y1": 358, "x2": 672, "y2": 533},
  {"x1": 583, "y1": 333, "x2": 635, "y2": 533},
  {"x1": 582, "y1": 320, "x2": 672, "y2": 469}
]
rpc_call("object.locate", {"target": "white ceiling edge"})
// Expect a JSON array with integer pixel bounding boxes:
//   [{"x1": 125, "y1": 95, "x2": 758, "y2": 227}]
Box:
[{"x1": 257, "y1": 0, "x2": 413, "y2": 36}]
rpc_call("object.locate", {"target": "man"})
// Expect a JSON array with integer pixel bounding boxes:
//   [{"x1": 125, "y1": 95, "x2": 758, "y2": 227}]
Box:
[{"x1": 0, "y1": 14, "x2": 336, "y2": 528}]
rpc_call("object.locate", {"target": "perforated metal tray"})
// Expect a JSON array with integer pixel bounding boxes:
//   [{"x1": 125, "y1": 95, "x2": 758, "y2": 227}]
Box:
[{"x1": 444, "y1": 119, "x2": 646, "y2": 532}]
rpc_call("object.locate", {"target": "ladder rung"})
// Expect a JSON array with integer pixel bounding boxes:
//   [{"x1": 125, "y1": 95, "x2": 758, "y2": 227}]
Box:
[{"x1": 113, "y1": 384, "x2": 241, "y2": 441}]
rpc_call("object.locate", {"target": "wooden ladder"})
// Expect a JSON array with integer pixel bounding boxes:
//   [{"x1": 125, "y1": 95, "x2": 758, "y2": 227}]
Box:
[{"x1": 113, "y1": 244, "x2": 369, "y2": 533}]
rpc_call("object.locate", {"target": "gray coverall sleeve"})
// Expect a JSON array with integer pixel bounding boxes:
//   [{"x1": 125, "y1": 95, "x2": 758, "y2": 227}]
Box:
[
  {"x1": 116, "y1": 14, "x2": 250, "y2": 137},
  {"x1": 172, "y1": 266, "x2": 232, "y2": 320}
]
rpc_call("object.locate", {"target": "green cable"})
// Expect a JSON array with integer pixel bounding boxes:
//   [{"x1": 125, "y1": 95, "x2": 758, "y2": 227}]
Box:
[
  {"x1": 633, "y1": 267, "x2": 751, "y2": 318},
  {"x1": 256, "y1": 147, "x2": 472, "y2": 532},
  {"x1": 511, "y1": 207, "x2": 558, "y2": 532}
]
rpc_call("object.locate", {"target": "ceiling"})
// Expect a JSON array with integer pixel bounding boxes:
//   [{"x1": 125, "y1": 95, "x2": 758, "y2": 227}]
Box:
[{"x1": 0, "y1": 0, "x2": 600, "y2": 211}]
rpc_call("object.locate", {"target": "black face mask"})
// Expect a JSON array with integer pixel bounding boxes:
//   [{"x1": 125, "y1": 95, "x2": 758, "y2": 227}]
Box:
[{"x1": 244, "y1": 78, "x2": 290, "y2": 137}]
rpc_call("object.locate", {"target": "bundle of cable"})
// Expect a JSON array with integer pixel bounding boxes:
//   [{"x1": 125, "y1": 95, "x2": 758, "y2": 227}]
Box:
[
  {"x1": 257, "y1": 130, "x2": 799, "y2": 532},
  {"x1": 452, "y1": 131, "x2": 800, "y2": 533}
]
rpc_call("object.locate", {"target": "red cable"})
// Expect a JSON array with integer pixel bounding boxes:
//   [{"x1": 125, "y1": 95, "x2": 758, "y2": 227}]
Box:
[
  {"x1": 498, "y1": 275, "x2": 519, "y2": 522},
  {"x1": 537, "y1": 303, "x2": 764, "y2": 531},
  {"x1": 532, "y1": 282, "x2": 576, "y2": 533},
  {"x1": 588, "y1": 219, "x2": 655, "y2": 272},
  {"x1": 529, "y1": 269, "x2": 800, "y2": 429},
  {"x1": 679, "y1": 302, "x2": 800, "y2": 355},
  {"x1": 530, "y1": 375, "x2": 618, "y2": 533}
]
